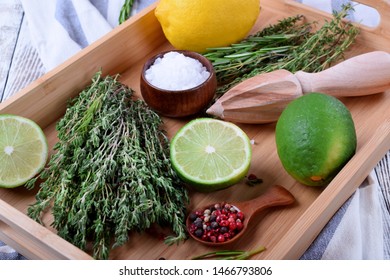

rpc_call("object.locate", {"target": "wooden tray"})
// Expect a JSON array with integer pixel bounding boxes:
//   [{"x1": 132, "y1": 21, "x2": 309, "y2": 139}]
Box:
[{"x1": 1, "y1": 0, "x2": 389, "y2": 260}]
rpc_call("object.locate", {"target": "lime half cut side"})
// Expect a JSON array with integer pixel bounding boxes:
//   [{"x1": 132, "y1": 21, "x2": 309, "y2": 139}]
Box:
[
  {"x1": 0, "y1": 115, "x2": 49, "y2": 188},
  {"x1": 170, "y1": 118, "x2": 252, "y2": 192}
]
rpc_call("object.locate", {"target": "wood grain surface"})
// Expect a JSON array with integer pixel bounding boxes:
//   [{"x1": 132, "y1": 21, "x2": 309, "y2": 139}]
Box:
[{"x1": 0, "y1": 0, "x2": 389, "y2": 260}]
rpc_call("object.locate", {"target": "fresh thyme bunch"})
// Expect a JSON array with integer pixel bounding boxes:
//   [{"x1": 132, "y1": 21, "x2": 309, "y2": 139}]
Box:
[
  {"x1": 204, "y1": 14, "x2": 309, "y2": 85},
  {"x1": 27, "y1": 72, "x2": 189, "y2": 260},
  {"x1": 205, "y1": 4, "x2": 359, "y2": 98}
]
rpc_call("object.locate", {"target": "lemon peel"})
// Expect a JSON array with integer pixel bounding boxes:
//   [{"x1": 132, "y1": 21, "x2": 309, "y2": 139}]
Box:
[{"x1": 155, "y1": 0, "x2": 260, "y2": 53}]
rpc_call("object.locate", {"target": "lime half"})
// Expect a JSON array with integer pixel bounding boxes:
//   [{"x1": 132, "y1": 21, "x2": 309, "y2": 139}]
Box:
[
  {"x1": 0, "y1": 115, "x2": 49, "y2": 188},
  {"x1": 170, "y1": 118, "x2": 252, "y2": 192}
]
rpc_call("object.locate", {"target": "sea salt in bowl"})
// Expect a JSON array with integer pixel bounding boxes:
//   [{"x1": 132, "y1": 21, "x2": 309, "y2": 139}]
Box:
[{"x1": 140, "y1": 50, "x2": 217, "y2": 117}]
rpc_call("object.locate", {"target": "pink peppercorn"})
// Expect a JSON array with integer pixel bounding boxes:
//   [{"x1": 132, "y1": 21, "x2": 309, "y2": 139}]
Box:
[
  {"x1": 217, "y1": 234, "x2": 225, "y2": 242},
  {"x1": 229, "y1": 222, "x2": 237, "y2": 231},
  {"x1": 189, "y1": 224, "x2": 197, "y2": 232},
  {"x1": 219, "y1": 220, "x2": 229, "y2": 227},
  {"x1": 237, "y1": 211, "x2": 245, "y2": 221},
  {"x1": 236, "y1": 221, "x2": 244, "y2": 231},
  {"x1": 213, "y1": 210, "x2": 221, "y2": 216},
  {"x1": 209, "y1": 236, "x2": 217, "y2": 243},
  {"x1": 195, "y1": 210, "x2": 202, "y2": 216},
  {"x1": 228, "y1": 213, "x2": 237, "y2": 220}
]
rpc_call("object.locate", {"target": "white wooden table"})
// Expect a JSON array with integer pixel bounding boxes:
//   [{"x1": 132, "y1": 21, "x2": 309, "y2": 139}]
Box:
[
  {"x1": 1, "y1": 0, "x2": 389, "y2": 259},
  {"x1": 0, "y1": 0, "x2": 45, "y2": 102}
]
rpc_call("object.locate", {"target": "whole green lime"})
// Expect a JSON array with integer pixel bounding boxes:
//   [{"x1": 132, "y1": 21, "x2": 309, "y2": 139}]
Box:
[{"x1": 275, "y1": 93, "x2": 357, "y2": 187}]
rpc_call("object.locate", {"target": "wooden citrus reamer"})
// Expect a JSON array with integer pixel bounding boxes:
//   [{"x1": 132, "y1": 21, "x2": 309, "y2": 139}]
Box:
[{"x1": 207, "y1": 51, "x2": 390, "y2": 123}]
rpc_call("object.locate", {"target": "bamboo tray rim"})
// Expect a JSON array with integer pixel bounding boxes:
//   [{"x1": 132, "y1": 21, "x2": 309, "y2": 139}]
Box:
[{"x1": 1, "y1": 0, "x2": 390, "y2": 260}]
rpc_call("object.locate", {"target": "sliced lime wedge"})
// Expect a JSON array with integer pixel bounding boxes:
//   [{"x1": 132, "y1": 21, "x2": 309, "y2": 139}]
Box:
[
  {"x1": 0, "y1": 115, "x2": 48, "y2": 188},
  {"x1": 170, "y1": 118, "x2": 251, "y2": 192}
]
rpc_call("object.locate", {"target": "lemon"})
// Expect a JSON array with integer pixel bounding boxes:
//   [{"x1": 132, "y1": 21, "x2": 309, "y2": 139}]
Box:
[
  {"x1": 170, "y1": 118, "x2": 252, "y2": 192},
  {"x1": 275, "y1": 93, "x2": 357, "y2": 187},
  {"x1": 155, "y1": 0, "x2": 260, "y2": 53},
  {"x1": 0, "y1": 115, "x2": 49, "y2": 188}
]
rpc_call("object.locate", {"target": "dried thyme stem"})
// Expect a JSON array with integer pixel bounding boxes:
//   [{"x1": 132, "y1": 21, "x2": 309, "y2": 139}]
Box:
[
  {"x1": 27, "y1": 72, "x2": 189, "y2": 260},
  {"x1": 192, "y1": 246, "x2": 266, "y2": 260},
  {"x1": 205, "y1": 4, "x2": 359, "y2": 99}
]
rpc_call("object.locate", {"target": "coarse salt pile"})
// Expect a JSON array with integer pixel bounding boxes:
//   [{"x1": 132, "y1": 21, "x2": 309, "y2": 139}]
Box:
[{"x1": 145, "y1": 51, "x2": 210, "y2": 90}]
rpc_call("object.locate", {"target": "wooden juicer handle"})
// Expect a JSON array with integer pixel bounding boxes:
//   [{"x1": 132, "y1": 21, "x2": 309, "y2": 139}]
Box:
[{"x1": 295, "y1": 51, "x2": 390, "y2": 97}]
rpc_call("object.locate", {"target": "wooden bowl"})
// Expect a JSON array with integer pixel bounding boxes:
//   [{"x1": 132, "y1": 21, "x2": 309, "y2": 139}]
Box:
[{"x1": 140, "y1": 50, "x2": 217, "y2": 117}]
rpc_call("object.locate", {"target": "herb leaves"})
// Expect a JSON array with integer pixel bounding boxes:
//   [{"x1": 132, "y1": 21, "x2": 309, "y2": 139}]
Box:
[{"x1": 27, "y1": 72, "x2": 189, "y2": 259}]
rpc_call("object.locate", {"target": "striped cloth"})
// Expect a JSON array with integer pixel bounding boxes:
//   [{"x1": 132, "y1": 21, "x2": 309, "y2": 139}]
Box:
[
  {"x1": 0, "y1": 241, "x2": 26, "y2": 260},
  {"x1": 1, "y1": 0, "x2": 389, "y2": 260},
  {"x1": 301, "y1": 170, "x2": 388, "y2": 259},
  {"x1": 20, "y1": 0, "x2": 156, "y2": 71}
]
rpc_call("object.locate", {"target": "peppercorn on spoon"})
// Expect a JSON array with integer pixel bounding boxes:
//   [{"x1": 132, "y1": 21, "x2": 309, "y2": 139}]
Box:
[
  {"x1": 186, "y1": 185, "x2": 295, "y2": 246},
  {"x1": 206, "y1": 51, "x2": 390, "y2": 123}
]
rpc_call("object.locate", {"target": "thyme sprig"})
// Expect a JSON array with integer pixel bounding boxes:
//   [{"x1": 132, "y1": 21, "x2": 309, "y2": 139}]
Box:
[
  {"x1": 205, "y1": 4, "x2": 359, "y2": 98},
  {"x1": 27, "y1": 72, "x2": 189, "y2": 259},
  {"x1": 119, "y1": 0, "x2": 135, "y2": 24},
  {"x1": 192, "y1": 246, "x2": 266, "y2": 260}
]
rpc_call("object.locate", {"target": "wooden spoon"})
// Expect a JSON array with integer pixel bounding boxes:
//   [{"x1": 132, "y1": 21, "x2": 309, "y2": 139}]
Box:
[
  {"x1": 186, "y1": 185, "x2": 295, "y2": 246},
  {"x1": 206, "y1": 51, "x2": 390, "y2": 123}
]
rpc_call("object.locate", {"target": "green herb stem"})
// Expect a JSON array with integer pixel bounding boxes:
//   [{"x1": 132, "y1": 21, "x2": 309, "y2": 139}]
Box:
[
  {"x1": 192, "y1": 246, "x2": 266, "y2": 260},
  {"x1": 119, "y1": 0, "x2": 135, "y2": 24}
]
